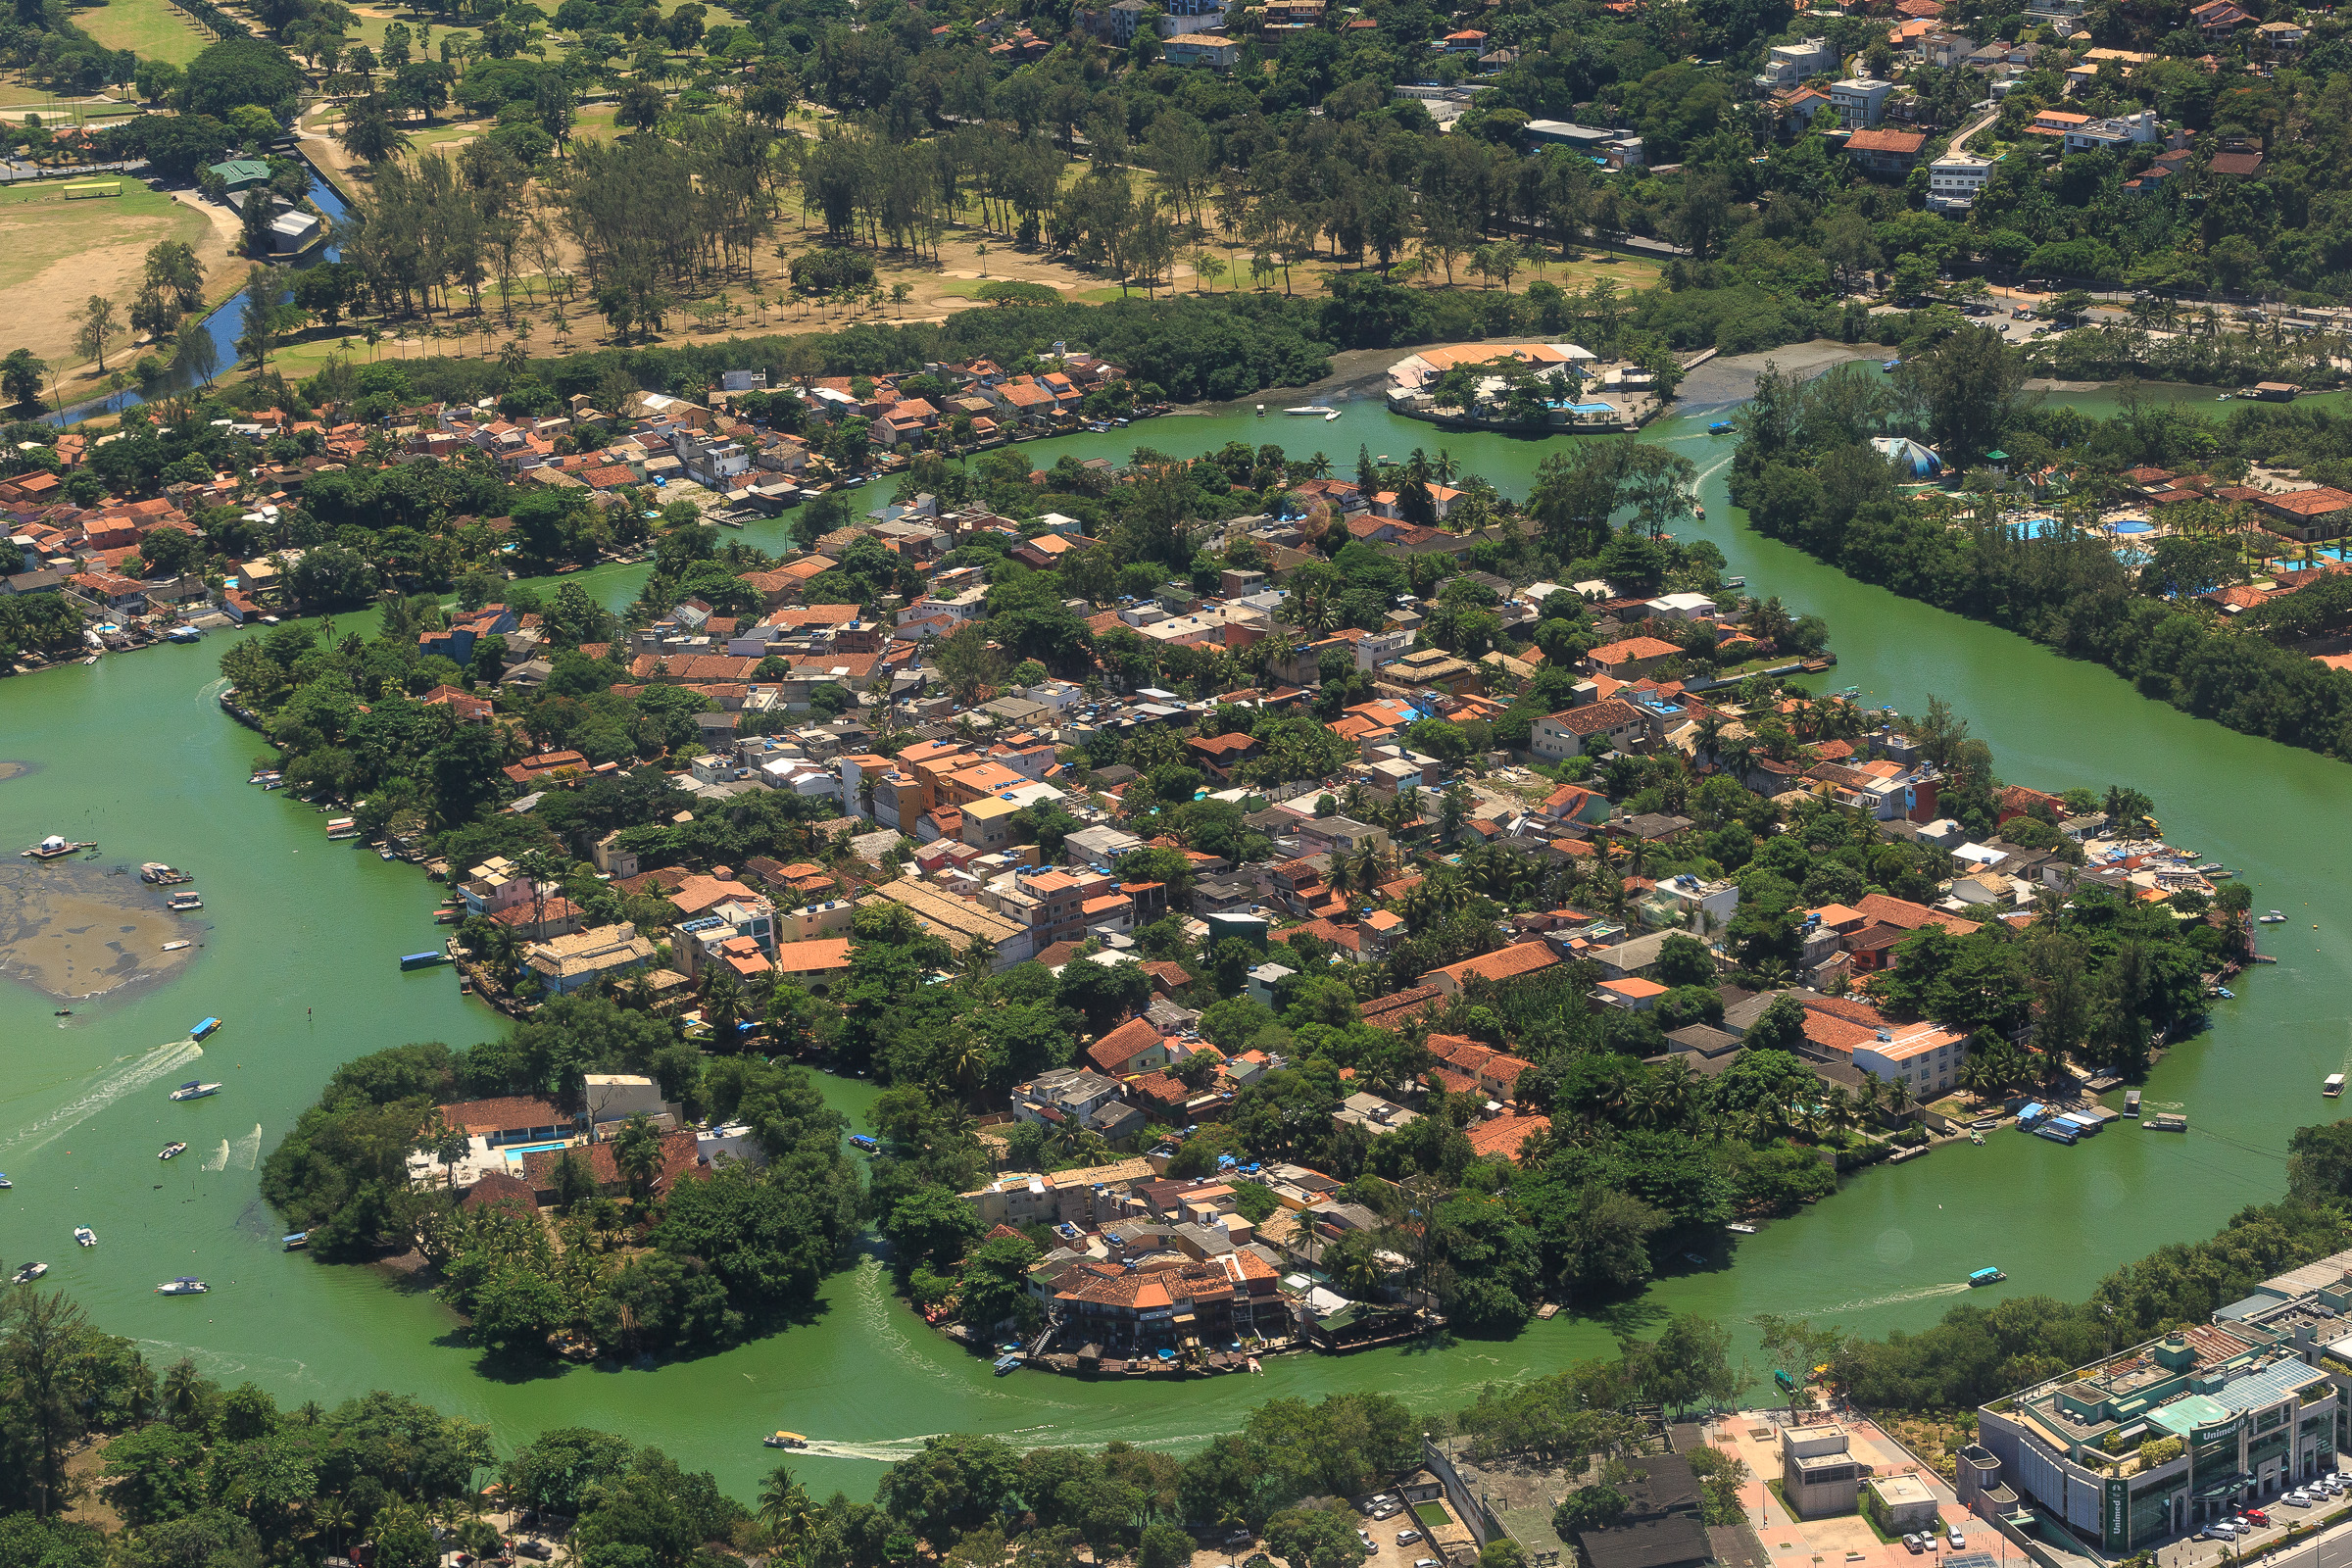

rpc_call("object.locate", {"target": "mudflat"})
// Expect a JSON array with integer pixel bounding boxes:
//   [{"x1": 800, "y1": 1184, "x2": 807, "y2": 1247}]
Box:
[{"x1": 0, "y1": 861, "x2": 197, "y2": 1000}]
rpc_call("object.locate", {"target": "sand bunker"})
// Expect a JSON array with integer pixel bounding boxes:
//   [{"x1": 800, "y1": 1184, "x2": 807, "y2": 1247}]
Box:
[{"x1": 0, "y1": 861, "x2": 199, "y2": 1000}]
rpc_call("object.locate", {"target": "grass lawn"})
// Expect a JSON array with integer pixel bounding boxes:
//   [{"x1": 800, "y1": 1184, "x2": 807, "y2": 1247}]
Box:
[
  {"x1": 73, "y1": 0, "x2": 211, "y2": 65},
  {"x1": 1413, "y1": 1503, "x2": 1448, "y2": 1530},
  {"x1": 0, "y1": 176, "x2": 217, "y2": 367}
]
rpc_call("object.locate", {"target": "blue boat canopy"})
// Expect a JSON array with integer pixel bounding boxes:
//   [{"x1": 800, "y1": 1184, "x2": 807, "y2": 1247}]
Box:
[{"x1": 1870, "y1": 435, "x2": 1942, "y2": 477}]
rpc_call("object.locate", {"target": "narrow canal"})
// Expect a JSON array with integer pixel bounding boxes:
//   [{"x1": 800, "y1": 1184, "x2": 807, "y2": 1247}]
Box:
[{"x1": 0, "y1": 382, "x2": 2341, "y2": 1499}]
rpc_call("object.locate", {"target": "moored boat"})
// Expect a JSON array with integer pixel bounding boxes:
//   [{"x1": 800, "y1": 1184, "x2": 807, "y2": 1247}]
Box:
[
  {"x1": 1726, "y1": 1221, "x2": 1757, "y2": 1234},
  {"x1": 73, "y1": 1226, "x2": 95, "y2": 1247},
  {"x1": 156, "y1": 1278, "x2": 208, "y2": 1296},
  {"x1": 159, "y1": 1142, "x2": 187, "y2": 1160},
  {"x1": 282, "y1": 1232, "x2": 309, "y2": 1250},
  {"x1": 168, "y1": 893, "x2": 203, "y2": 910},
  {"x1": 12, "y1": 1262, "x2": 45, "y2": 1284},
  {"x1": 162, "y1": 941, "x2": 191, "y2": 953}
]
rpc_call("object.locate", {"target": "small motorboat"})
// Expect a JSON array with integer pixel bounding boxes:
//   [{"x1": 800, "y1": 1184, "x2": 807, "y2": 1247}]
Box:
[
  {"x1": 1726, "y1": 576, "x2": 1746, "y2": 588},
  {"x1": 1284, "y1": 405, "x2": 1336, "y2": 416},
  {"x1": 994, "y1": 1354, "x2": 1021, "y2": 1375},
  {"x1": 762, "y1": 1432, "x2": 808, "y2": 1449},
  {"x1": 1684, "y1": 1251, "x2": 1708, "y2": 1265},
  {"x1": 156, "y1": 1278, "x2": 207, "y2": 1296},
  {"x1": 162, "y1": 941, "x2": 192, "y2": 953},
  {"x1": 1726, "y1": 1222, "x2": 1757, "y2": 1234},
  {"x1": 282, "y1": 1232, "x2": 309, "y2": 1250},
  {"x1": 12, "y1": 1262, "x2": 45, "y2": 1284},
  {"x1": 159, "y1": 1142, "x2": 187, "y2": 1160},
  {"x1": 1708, "y1": 420, "x2": 1735, "y2": 434},
  {"x1": 191, "y1": 1017, "x2": 220, "y2": 1040},
  {"x1": 1969, "y1": 1266, "x2": 2007, "y2": 1287},
  {"x1": 168, "y1": 893, "x2": 203, "y2": 910},
  {"x1": 2259, "y1": 910, "x2": 2287, "y2": 923},
  {"x1": 72, "y1": 1227, "x2": 95, "y2": 1248},
  {"x1": 2215, "y1": 986, "x2": 2235, "y2": 1000},
  {"x1": 170, "y1": 1081, "x2": 221, "y2": 1102},
  {"x1": 1691, "y1": 504, "x2": 1705, "y2": 518}
]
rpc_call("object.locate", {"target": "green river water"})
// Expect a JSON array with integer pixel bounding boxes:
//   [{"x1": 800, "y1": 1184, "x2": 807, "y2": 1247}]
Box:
[{"x1": 0, "y1": 377, "x2": 2344, "y2": 1498}]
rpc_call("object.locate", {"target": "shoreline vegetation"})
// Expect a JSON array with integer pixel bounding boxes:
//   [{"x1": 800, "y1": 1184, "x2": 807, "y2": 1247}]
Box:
[
  {"x1": 12, "y1": 1112, "x2": 2352, "y2": 1568},
  {"x1": 1733, "y1": 338, "x2": 2352, "y2": 766}
]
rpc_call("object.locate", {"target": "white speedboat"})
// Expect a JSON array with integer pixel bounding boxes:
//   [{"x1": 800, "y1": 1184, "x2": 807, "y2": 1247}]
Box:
[
  {"x1": 156, "y1": 1278, "x2": 207, "y2": 1296},
  {"x1": 72, "y1": 1227, "x2": 94, "y2": 1248},
  {"x1": 12, "y1": 1262, "x2": 45, "y2": 1284},
  {"x1": 159, "y1": 1143, "x2": 187, "y2": 1160},
  {"x1": 1284, "y1": 405, "x2": 1337, "y2": 416},
  {"x1": 2259, "y1": 910, "x2": 2287, "y2": 923},
  {"x1": 170, "y1": 1081, "x2": 221, "y2": 1102}
]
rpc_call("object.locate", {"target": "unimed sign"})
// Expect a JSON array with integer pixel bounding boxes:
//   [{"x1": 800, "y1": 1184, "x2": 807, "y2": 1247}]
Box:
[{"x1": 2106, "y1": 1478, "x2": 2130, "y2": 1549}]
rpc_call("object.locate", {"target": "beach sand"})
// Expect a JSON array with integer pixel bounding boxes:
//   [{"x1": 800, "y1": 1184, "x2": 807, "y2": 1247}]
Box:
[
  {"x1": 0, "y1": 762, "x2": 30, "y2": 782},
  {"x1": 0, "y1": 861, "x2": 198, "y2": 1000}
]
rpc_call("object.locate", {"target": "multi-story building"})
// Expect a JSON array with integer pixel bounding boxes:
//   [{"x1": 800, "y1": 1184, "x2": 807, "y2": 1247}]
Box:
[
  {"x1": 1929, "y1": 153, "x2": 1996, "y2": 213},
  {"x1": 1829, "y1": 76, "x2": 1893, "y2": 128},
  {"x1": 1753, "y1": 36, "x2": 1834, "y2": 91},
  {"x1": 1965, "y1": 1256, "x2": 2352, "y2": 1551}
]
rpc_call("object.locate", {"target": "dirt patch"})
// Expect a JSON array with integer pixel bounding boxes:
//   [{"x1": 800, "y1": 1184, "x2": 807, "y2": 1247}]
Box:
[
  {"x1": 1676, "y1": 341, "x2": 1894, "y2": 408},
  {"x1": 0, "y1": 183, "x2": 219, "y2": 374},
  {"x1": 0, "y1": 860, "x2": 202, "y2": 1001},
  {"x1": 0, "y1": 761, "x2": 31, "y2": 781}
]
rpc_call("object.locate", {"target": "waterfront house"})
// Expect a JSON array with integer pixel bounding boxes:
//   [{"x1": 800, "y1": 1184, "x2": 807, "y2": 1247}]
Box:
[
  {"x1": 435, "y1": 1096, "x2": 568, "y2": 1148},
  {"x1": 524, "y1": 923, "x2": 657, "y2": 995},
  {"x1": 516, "y1": 1128, "x2": 704, "y2": 1202}
]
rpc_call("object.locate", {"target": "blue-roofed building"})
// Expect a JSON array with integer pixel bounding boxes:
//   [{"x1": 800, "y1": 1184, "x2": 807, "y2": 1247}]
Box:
[{"x1": 1965, "y1": 1247, "x2": 2352, "y2": 1552}]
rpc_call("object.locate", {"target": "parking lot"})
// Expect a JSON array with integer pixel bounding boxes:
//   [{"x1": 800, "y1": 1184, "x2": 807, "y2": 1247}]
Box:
[{"x1": 2156, "y1": 1473, "x2": 2352, "y2": 1568}]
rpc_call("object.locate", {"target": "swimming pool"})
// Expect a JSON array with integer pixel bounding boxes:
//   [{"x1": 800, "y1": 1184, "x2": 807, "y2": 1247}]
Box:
[
  {"x1": 2016, "y1": 517, "x2": 2061, "y2": 539},
  {"x1": 500, "y1": 1140, "x2": 576, "y2": 1160},
  {"x1": 2111, "y1": 519, "x2": 2154, "y2": 535}
]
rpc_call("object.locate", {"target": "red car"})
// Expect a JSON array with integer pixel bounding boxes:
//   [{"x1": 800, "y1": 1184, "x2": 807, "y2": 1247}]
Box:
[{"x1": 2246, "y1": 1510, "x2": 2271, "y2": 1527}]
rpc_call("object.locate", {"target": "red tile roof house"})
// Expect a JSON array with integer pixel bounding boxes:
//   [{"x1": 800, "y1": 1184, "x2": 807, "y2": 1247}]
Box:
[
  {"x1": 1583, "y1": 636, "x2": 1684, "y2": 678},
  {"x1": 1085, "y1": 1015, "x2": 1172, "y2": 1077},
  {"x1": 2258, "y1": 487, "x2": 2352, "y2": 543},
  {"x1": 1421, "y1": 940, "x2": 1563, "y2": 998},
  {"x1": 517, "y1": 1128, "x2": 706, "y2": 1201}
]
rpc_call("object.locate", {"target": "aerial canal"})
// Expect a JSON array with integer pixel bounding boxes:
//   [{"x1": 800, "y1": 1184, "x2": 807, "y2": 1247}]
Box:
[{"x1": 0, "y1": 382, "x2": 2342, "y2": 1497}]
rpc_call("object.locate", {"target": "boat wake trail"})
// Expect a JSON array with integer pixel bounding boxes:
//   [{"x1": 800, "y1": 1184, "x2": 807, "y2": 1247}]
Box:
[
  {"x1": 201, "y1": 1140, "x2": 230, "y2": 1172},
  {"x1": 232, "y1": 1124, "x2": 262, "y2": 1170},
  {"x1": 792, "y1": 1437, "x2": 945, "y2": 1462},
  {"x1": 5, "y1": 1039, "x2": 202, "y2": 1153},
  {"x1": 1764, "y1": 1281, "x2": 1974, "y2": 1319}
]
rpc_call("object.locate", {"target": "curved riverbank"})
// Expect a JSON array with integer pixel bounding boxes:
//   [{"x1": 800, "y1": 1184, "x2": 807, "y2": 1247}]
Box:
[{"x1": 0, "y1": 390, "x2": 2335, "y2": 1505}]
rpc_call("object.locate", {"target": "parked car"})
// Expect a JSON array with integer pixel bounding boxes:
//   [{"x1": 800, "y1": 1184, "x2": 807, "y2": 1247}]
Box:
[
  {"x1": 1356, "y1": 1531, "x2": 1373, "y2": 1548},
  {"x1": 1902, "y1": 1536, "x2": 1925, "y2": 1554},
  {"x1": 1397, "y1": 1531, "x2": 1424, "y2": 1546},
  {"x1": 515, "y1": 1545, "x2": 552, "y2": 1560},
  {"x1": 1414, "y1": 1560, "x2": 1443, "y2": 1568},
  {"x1": 2200, "y1": 1526, "x2": 2235, "y2": 1541},
  {"x1": 1947, "y1": 1528, "x2": 1966, "y2": 1549},
  {"x1": 2246, "y1": 1509, "x2": 2271, "y2": 1526},
  {"x1": 2284, "y1": 1492, "x2": 2312, "y2": 1507}
]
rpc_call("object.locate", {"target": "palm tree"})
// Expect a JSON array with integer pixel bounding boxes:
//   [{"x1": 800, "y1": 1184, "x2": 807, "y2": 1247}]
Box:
[
  {"x1": 612, "y1": 1114, "x2": 664, "y2": 1203},
  {"x1": 699, "y1": 964, "x2": 748, "y2": 1047}
]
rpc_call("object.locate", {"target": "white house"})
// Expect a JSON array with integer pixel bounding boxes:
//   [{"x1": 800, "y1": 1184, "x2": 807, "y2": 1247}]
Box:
[
  {"x1": 1829, "y1": 76, "x2": 1893, "y2": 128},
  {"x1": 1928, "y1": 154, "x2": 1995, "y2": 213}
]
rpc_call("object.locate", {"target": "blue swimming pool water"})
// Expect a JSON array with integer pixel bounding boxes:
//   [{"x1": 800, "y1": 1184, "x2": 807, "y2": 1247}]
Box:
[
  {"x1": 2112, "y1": 520, "x2": 2154, "y2": 534},
  {"x1": 2017, "y1": 517, "x2": 2060, "y2": 539},
  {"x1": 500, "y1": 1140, "x2": 574, "y2": 1159}
]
